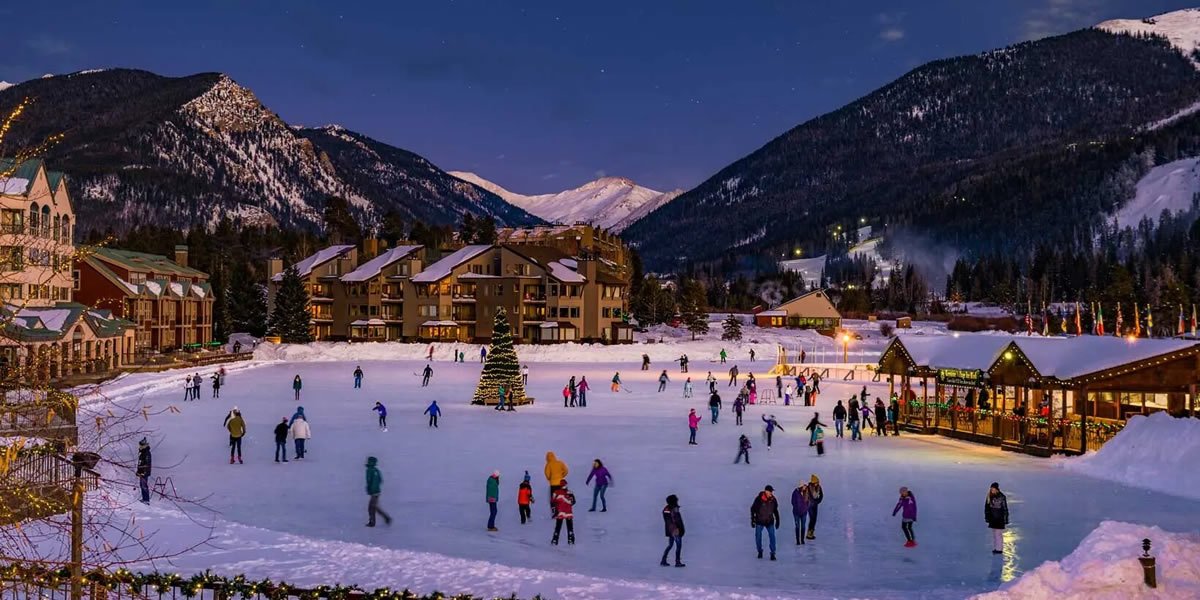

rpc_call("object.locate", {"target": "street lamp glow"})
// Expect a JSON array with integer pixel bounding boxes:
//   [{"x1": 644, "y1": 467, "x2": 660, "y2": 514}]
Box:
[{"x1": 842, "y1": 334, "x2": 850, "y2": 343}]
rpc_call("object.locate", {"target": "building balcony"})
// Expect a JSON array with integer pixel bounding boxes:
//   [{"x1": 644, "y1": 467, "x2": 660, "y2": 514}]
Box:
[
  {"x1": 381, "y1": 295, "x2": 404, "y2": 303},
  {"x1": 522, "y1": 295, "x2": 547, "y2": 303},
  {"x1": 310, "y1": 296, "x2": 334, "y2": 303},
  {"x1": 451, "y1": 294, "x2": 476, "y2": 303}
]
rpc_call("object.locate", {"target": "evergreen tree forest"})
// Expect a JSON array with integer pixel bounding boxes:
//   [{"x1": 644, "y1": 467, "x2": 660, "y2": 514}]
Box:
[{"x1": 268, "y1": 266, "x2": 313, "y2": 344}]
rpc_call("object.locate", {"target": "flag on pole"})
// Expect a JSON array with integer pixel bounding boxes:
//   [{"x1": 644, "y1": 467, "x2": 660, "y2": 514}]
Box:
[
  {"x1": 1074, "y1": 301, "x2": 1082, "y2": 336},
  {"x1": 1191, "y1": 304, "x2": 1197, "y2": 337},
  {"x1": 1146, "y1": 305, "x2": 1154, "y2": 338},
  {"x1": 1097, "y1": 305, "x2": 1105, "y2": 336},
  {"x1": 1025, "y1": 300, "x2": 1034, "y2": 336},
  {"x1": 1041, "y1": 301, "x2": 1049, "y2": 336},
  {"x1": 1114, "y1": 303, "x2": 1122, "y2": 337},
  {"x1": 1060, "y1": 308, "x2": 1068, "y2": 334},
  {"x1": 1134, "y1": 303, "x2": 1141, "y2": 337},
  {"x1": 1178, "y1": 304, "x2": 1186, "y2": 336}
]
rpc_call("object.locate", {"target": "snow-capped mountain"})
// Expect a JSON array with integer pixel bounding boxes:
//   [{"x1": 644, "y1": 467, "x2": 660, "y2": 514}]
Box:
[
  {"x1": 0, "y1": 69, "x2": 539, "y2": 234},
  {"x1": 449, "y1": 171, "x2": 681, "y2": 232},
  {"x1": 1098, "y1": 8, "x2": 1200, "y2": 63}
]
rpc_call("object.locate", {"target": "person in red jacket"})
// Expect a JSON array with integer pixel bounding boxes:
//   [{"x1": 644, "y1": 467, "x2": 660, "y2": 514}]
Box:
[
  {"x1": 550, "y1": 480, "x2": 576, "y2": 545},
  {"x1": 518, "y1": 473, "x2": 535, "y2": 524}
]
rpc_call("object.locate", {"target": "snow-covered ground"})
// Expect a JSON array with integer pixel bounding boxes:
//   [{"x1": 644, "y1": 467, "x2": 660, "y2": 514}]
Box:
[
  {"x1": 1111, "y1": 157, "x2": 1200, "y2": 229},
  {"x1": 1060, "y1": 412, "x2": 1200, "y2": 502},
  {"x1": 73, "y1": 347, "x2": 1200, "y2": 599}
]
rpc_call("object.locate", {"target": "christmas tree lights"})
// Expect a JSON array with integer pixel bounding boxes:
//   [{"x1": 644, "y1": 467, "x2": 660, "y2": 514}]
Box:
[{"x1": 471, "y1": 308, "x2": 527, "y2": 406}]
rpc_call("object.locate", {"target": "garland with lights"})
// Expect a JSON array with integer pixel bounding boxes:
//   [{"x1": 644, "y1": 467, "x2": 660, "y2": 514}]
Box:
[
  {"x1": 0, "y1": 563, "x2": 543, "y2": 600},
  {"x1": 903, "y1": 402, "x2": 1124, "y2": 433},
  {"x1": 471, "y1": 308, "x2": 526, "y2": 406}
]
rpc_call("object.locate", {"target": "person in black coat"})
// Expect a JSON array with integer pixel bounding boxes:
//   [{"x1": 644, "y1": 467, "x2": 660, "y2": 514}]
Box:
[
  {"x1": 136, "y1": 438, "x2": 152, "y2": 504},
  {"x1": 750, "y1": 486, "x2": 781, "y2": 560},
  {"x1": 832, "y1": 401, "x2": 847, "y2": 438},
  {"x1": 874, "y1": 399, "x2": 888, "y2": 437},
  {"x1": 985, "y1": 482, "x2": 1010, "y2": 555},
  {"x1": 661, "y1": 494, "x2": 686, "y2": 567},
  {"x1": 273, "y1": 417, "x2": 290, "y2": 462}
]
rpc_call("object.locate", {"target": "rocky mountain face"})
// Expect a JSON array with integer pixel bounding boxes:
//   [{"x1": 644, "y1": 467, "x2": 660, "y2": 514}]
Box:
[
  {"x1": 623, "y1": 13, "x2": 1200, "y2": 270},
  {"x1": 0, "y1": 69, "x2": 540, "y2": 235},
  {"x1": 449, "y1": 171, "x2": 681, "y2": 232}
]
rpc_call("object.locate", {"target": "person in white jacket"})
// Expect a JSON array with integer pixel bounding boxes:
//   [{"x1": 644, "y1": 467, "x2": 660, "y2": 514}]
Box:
[{"x1": 291, "y1": 416, "x2": 312, "y2": 459}]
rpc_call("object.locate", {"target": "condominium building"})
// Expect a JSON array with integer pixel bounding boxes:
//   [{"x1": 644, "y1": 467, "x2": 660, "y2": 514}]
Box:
[
  {"x1": 0, "y1": 158, "x2": 75, "y2": 306},
  {"x1": 267, "y1": 244, "x2": 358, "y2": 341},
  {"x1": 335, "y1": 244, "x2": 423, "y2": 341}
]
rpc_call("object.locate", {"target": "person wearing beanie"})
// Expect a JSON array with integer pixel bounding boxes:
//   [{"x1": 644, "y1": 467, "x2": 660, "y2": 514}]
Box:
[
  {"x1": 750, "y1": 485, "x2": 780, "y2": 560},
  {"x1": 365, "y1": 456, "x2": 391, "y2": 527},
  {"x1": 486, "y1": 471, "x2": 501, "y2": 532},
  {"x1": 550, "y1": 480, "x2": 576, "y2": 545},
  {"x1": 688, "y1": 409, "x2": 701, "y2": 445},
  {"x1": 518, "y1": 476, "x2": 535, "y2": 524},
  {"x1": 273, "y1": 417, "x2": 290, "y2": 462},
  {"x1": 661, "y1": 494, "x2": 685, "y2": 567},
  {"x1": 226, "y1": 409, "x2": 245, "y2": 464},
  {"x1": 985, "y1": 482, "x2": 1010, "y2": 554},
  {"x1": 544, "y1": 452, "x2": 569, "y2": 516},
  {"x1": 136, "y1": 438, "x2": 152, "y2": 504},
  {"x1": 892, "y1": 486, "x2": 918, "y2": 547},
  {"x1": 373, "y1": 402, "x2": 388, "y2": 430},
  {"x1": 806, "y1": 474, "x2": 823, "y2": 540}
]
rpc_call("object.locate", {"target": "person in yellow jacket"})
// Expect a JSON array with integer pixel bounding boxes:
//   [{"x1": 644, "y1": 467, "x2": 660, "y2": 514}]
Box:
[
  {"x1": 226, "y1": 409, "x2": 246, "y2": 464},
  {"x1": 544, "y1": 451, "x2": 569, "y2": 516}
]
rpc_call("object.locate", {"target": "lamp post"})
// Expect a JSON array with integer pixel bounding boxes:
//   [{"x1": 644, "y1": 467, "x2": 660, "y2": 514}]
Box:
[{"x1": 841, "y1": 334, "x2": 850, "y2": 363}]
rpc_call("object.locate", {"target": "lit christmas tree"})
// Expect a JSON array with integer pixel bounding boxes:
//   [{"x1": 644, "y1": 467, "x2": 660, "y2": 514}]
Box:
[{"x1": 472, "y1": 308, "x2": 527, "y2": 405}]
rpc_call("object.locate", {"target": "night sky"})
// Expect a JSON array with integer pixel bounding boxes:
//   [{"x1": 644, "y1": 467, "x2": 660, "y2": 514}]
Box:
[{"x1": 3, "y1": 1, "x2": 1195, "y2": 194}]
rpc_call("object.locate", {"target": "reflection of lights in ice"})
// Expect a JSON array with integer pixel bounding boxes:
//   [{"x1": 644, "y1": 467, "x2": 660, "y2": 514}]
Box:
[{"x1": 1002, "y1": 528, "x2": 1021, "y2": 583}]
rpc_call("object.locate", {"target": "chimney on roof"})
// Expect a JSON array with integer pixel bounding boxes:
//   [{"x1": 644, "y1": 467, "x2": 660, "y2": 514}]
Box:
[{"x1": 174, "y1": 245, "x2": 189, "y2": 268}]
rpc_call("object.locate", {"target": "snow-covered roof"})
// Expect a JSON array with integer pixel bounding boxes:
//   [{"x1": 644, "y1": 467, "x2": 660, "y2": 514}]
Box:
[
  {"x1": 350, "y1": 319, "x2": 387, "y2": 326},
  {"x1": 169, "y1": 282, "x2": 185, "y2": 297},
  {"x1": 757, "y1": 310, "x2": 787, "y2": 317},
  {"x1": 892, "y1": 335, "x2": 1019, "y2": 371},
  {"x1": 421, "y1": 320, "x2": 459, "y2": 327},
  {"x1": 342, "y1": 245, "x2": 422, "y2": 282},
  {"x1": 273, "y1": 245, "x2": 356, "y2": 281},
  {"x1": 546, "y1": 260, "x2": 586, "y2": 283},
  {"x1": 411, "y1": 245, "x2": 491, "y2": 283},
  {"x1": 1013, "y1": 336, "x2": 1198, "y2": 379}
]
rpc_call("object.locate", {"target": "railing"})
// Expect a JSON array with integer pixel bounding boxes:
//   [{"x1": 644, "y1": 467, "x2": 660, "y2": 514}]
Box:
[
  {"x1": 0, "y1": 453, "x2": 99, "y2": 493},
  {"x1": 897, "y1": 401, "x2": 1123, "y2": 454}
]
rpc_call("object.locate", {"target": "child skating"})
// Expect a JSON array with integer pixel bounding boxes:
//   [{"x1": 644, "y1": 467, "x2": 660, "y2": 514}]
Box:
[{"x1": 892, "y1": 486, "x2": 918, "y2": 547}]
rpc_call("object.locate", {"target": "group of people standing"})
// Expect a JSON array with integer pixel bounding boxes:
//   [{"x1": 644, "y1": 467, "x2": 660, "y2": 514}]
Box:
[
  {"x1": 184, "y1": 368, "x2": 226, "y2": 401},
  {"x1": 561, "y1": 375, "x2": 590, "y2": 407},
  {"x1": 831, "y1": 389, "x2": 901, "y2": 440}
]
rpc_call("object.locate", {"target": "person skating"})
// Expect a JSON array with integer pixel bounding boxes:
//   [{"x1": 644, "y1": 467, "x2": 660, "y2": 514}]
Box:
[
  {"x1": 761, "y1": 414, "x2": 784, "y2": 449},
  {"x1": 421, "y1": 363, "x2": 433, "y2": 387},
  {"x1": 550, "y1": 480, "x2": 577, "y2": 545},
  {"x1": 353, "y1": 366, "x2": 364, "y2": 389},
  {"x1": 288, "y1": 406, "x2": 306, "y2": 427},
  {"x1": 861, "y1": 402, "x2": 875, "y2": 432},
  {"x1": 890, "y1": 397, "x2": 901, "y2": 436},
  {"x1": 833, "y1": 401, "x2": 847, "y2": 438},
  {"x1": 373, "y1": 402, "x2": 388, "y2": 430},
  {"x1": 522, "y1": 364, "x2": 530, "y2": 386},
  {"x1": 578, "y1": 376, "x2": 589, "y2": 407},
  {"x1": 226, "y1": 409, "x2": 245, "y2": 464},
  {"x1": 184, "y1": 374, "x2": 193, "y2": 401},
  {"x1": 791, "y1": 483, "x2": 810, "y2": 545},
  {"x1": 192, "y1": 373, "x2": 201, "y2": 401},
  {"x1": 658, "y1": 370, "x2": 670, "y2": 393},
  {"x1": 136, "y1": 437, "x2": 152, "y2": 504},
  {"x1": 661, "y1": 494, "x2": 686, "y2": 567},
  {"x1": 727, "y1": 365, "x2": 739, "y2": 387},
  {"x1": 708, "y1": 391, "x2": 722, "y2": 424},
  {"x1": 290, "y1": 413, "x2": 311, "y2": 459},
  {"x1": 775, "y1": 375, "x2": 783, "y2": 400},
  {"x1": 986, "y1": 482, "x2": 1010, "y2": 555},
  {"x1": 749, "y1": 348, "x2": 756, "y2": 362},
  {"x1": 811, "y1": 373, "x2": 821, "y2": 394},
  {"x1": 806, "y1": 475, "x2": 823, "y2": 539},
  {"x1": 892, "y1": 486, "x2": 918, "y2": 547},
  {"x1": 874, "y1": 399, "x2": 889, "y2": 437},
  {"x1": 586, "y1": 459, "x2": 612, "y2": 512},
  {"x1": 683, "y1": 377, "x2": 693, "y2": 398},
  {"x1": 518, "y1": 473, "x2": 535, "y2": 524},
  {"x1": 544, "y1": 451, "x2": 569, "y2": 516},
  {"x1": 424, "y1": 400, "x2": 441, "y2": 428},
  {"x1": 223, "y1": 405, "x2": 239, "y2": 428},
  {"x1": 751, "y1": 485, "x2": 780, "y2": 560},
  {"x1": 611, "y1": 372, "x2": 621, "y2": 392},
  {"x1": 480, "y1": 346, "x2": 487, "y2": 363},
  {"x1": 719, "y1": 348, "x2": 727, "y2": 364},
  {"x1": 486, "y1": 471, "x2": 501, "y2": 531},
  {"x1": 734, "y1": 434, "x2": 752, "y2": 464},
  {"x1": 733, "y1": 395, "x2": 745, "y2": 425},
  {"x1": 706, "y1": 372, "x2": 716, "y2": 394},
  {"x1": 784, "y1": 383, "x2": 793, "y2": 406},
  {"x1": 427, "y1": 344, "x2": 434, "y2": 362},
  {"x1": 292, "y1": 374, "x2": 303, "y2": 401},
  {"x1": 641, "y1": 353, "x2": 650, "y2": 371},
  {"x1": 687, "y1": 409, "x2": 701, "y2": 445},
  {"x1": 848, "y1": 402, "x2": 862, "y2": 441},
  {"x1": 805, "y1": 412, "x2": 827, "y2": 446},
  {"x1": 273, "y1": 417, "x2": 290, "y2": 462},
  {"x1": 569, "y1": 376, "x2": 578, "y2": 406},
  {"x1": 680, "y1": 353, "x2": 689, "y2": 373},
  {"x1": 365, "y1": 456, "x2": 392, "y2": 527},
  {"x1": 211, "y1": 372, "x2": 221, "y2": 398}
]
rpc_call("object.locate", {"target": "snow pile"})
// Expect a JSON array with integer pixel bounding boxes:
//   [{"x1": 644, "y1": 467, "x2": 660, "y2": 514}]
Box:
[
  {"x1": 974, "y1": 521, "x2": 1200, "y2": 600},
  {"x1": 1112, "y1": 157, "x2": 1200, "y2": 228},
  {"x1": 1061, "y1": 412, "x2": 1200, "y2": 501}
]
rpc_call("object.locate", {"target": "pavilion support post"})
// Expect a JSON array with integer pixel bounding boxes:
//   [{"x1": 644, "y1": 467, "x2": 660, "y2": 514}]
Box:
[{"x1": 1080, "y1": 385, "x2": 1089, "y2": 454}]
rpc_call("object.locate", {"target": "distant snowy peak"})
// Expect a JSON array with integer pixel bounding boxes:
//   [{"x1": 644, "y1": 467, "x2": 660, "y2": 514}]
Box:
[
  {"x1": 1098, "y1": 8, "x2": 1200, "y2": 63},
  {"x1": 0, "y1": 81, "x2": 12, "y2": 92},
  {"x1": 449, "y1": 171, "x2": 681, "y2": 232}
]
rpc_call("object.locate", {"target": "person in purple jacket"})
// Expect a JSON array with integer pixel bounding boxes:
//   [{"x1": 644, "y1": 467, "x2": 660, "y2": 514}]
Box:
[
  {"x1": 586, "y1": 459, "x2": 613, "y2": 512},
  {"x1": 790, "y1": 482, "x2": 810, "y2": 545},
  {"x1": 892, "y1": 486, "x2": 918, "y2": 547}
]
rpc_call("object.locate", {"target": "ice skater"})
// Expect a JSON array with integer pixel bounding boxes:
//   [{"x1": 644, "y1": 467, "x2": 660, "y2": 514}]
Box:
[
  {"x1": 184, "y1": 374, "x2": 193, "y2": 401},
  {"x1": 706, "y1": 372, "x2": 716, "y2": 393},
  {"x1": 365, "y1": 456, "x2": 392, "y2": 527},
  {"x1": 522, "y1": 364, "x2": 530, "y2": 385},
  {"x1": 550, "y1": 481, "x2": 576, "y2": 545},
  {"x1": 569, "y1": 376, "x2": 578, "y2": 405},
  {"x1": 585, "y1": 459, "x2": 612, "y2": 512},
  {"x1": 688, "y1": 409, "x2": 701, "y2": 445},
  {"x1": 658, "y1": 370, "x2": 670, "y2": 392},
  {"x1": 683, "y1": 377, "x2": 693, "y2": 398},
  {"x1": 211, "y1": 372, "x2": 221, "y2": 398},
  {"x1": 192, "y1": 373, "x2": 201, "y2": 401},
  {"x1": 642, "y1": 353, "x2": 650, "y2": 370},
  {"x1": 611, "y1": 372, "x2": 621, "y2": 392},
  {"x1": 892, "y1": 486, "x2": 918, "y2": 547},
  {"x1": 661, "y1": 494, "x2": 685, "y2": 567},
  {"x1": 733, "y1": 395, "x2": 745, "y2": 425},
  {"x1": 750, "y1": 485, "x2": 780, "y2": 560},
  {"x1": 578, "y1": 376, "x2": 589, "y2": 407},
  {"x1": 421, "y1": 363, "x2": 433, "y2": 387},
  {"x1": 518, "y1": 473, "x2": 535, "y2": 524},
  {"x1": 874, "y1": 399, "x2": 889, "y2": 437},
  {"x1": 790, "y1": 482, "x2": 809, "y2": 545},
  {"x1": 761, "y1": 414, "x2": 783, "y2": 449},
  {"x1": 805, "y1": 413, "x2": 826, "y2": 446},
  {"x1": 734, "y1": 434, "x2": 751, "y2": 464},
  {"x1": 373, "y1": 401, "x2": 388, "y2": 430},
  {"x1": 226, "y1": 409, "x2": 245, "y2": 464},
  {"x1": 727, "y1": 365, "x2": 739, "y2": 387},
  {"x1": 544, "y1": 451, "x2": 568, "y2": 516},
  {"x1": 292, "y1": 374, "x2": 303, "y2": 400},
  {"x1": 806, "y1": 475, "x2": 823, "y2": 540},
  {"x1": 486, "y1": 471, "x2": 501, "y2": 532},
  {"x1": 274, "y1": 417, "x2": 290, "y2": 462},
  {"x1": 833, "y1": 401, "x2": 847, "y2": 438},
  {"x1": 986, "y1": 482, "x2": 1010, "y2": 555},
  {"x1": 136, "y1": 438, "x2": 152, "y2": 504},
  {"x1": 708, "y1": 391, "x2": 722, "y2": 424},
  {"x1": 424, "y1": 400, "x2": 441, "y2": 427},
  {"x1": 290, "y1": 412, "x2": 311, "y2": 459},
  {"x1": 480, "y1": 346, "x2": 487, "y2": 363},
  {"x1": 719, "y1": 348, "x2": 727, "y2": 364},
  {"x1": 353, "y1": 365, "x2": 364, "y2": 388}
]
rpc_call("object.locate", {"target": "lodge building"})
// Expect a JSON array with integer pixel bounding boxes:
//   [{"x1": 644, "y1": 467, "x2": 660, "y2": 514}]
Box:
[{"x1": 877, "y1": 335, "x2": 1200, "y2": 455}]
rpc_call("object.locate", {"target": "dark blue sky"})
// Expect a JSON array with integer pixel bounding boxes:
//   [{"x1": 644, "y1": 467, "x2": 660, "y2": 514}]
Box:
[{"x1": 3, "y1": 1, "x2": 1195, "y2": 193}]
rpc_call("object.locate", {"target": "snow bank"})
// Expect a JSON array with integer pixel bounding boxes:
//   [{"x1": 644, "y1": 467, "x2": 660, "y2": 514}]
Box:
[
  {"x1": 974, "y1": 521, "x2": 1200, "y2": 600},
  {"x1": 1061, "y1": 412, "x2": 1200, "y2": 501}
]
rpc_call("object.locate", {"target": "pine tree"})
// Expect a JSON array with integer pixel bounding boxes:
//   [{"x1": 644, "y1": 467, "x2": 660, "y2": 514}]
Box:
[
  {"x1": 210, "y1": 260, "x2": 231, "y2": 342},
  {"x1": 229, "y1": 262, "x2": 269, "y2": 337},
  {"x1": 721, "y1": 314, "x2": 743, "y2": 341},
  {"x1": 473, "y1": 308, "x2": 526, "y2": 405},
  {"x1": 268, "y1": 265, "x2": 313, "y2": 343}
]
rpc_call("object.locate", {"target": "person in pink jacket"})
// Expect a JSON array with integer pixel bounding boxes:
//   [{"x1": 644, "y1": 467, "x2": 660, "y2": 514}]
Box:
[
  {"x1": 577, "y1": 376, "x2": 590, "y2": 407},
  {"x1": 687, "y1": 409, "x2": 701, "y2": 445}
]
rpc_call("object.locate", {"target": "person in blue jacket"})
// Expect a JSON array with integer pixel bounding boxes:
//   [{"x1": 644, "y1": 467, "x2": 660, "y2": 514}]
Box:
[
  {"x1": 373, "y1": 401, "x2": 387, "y2": 429},
  {"x1": 288, "y1": 406, "x2": 306, "y2": 426},
  {"x1": 424, "y1": 400, "x2": 441, "y2": 428}
]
